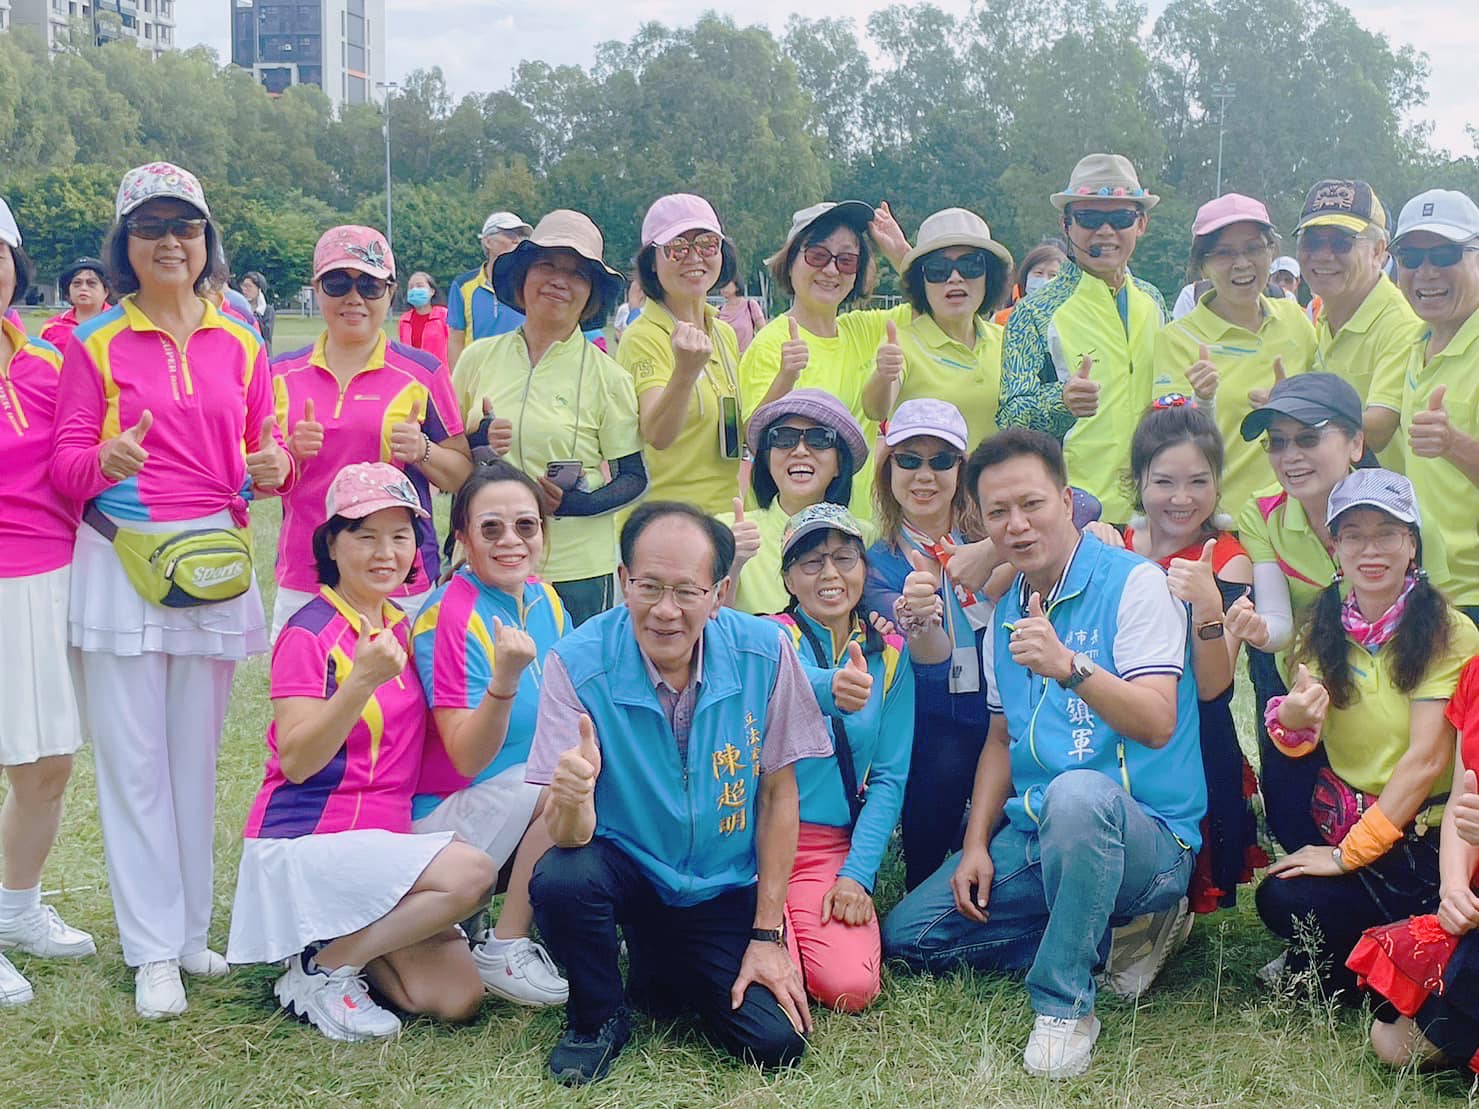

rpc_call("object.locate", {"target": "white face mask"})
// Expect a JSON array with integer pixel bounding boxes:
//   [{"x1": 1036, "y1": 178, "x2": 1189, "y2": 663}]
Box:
[{"x1": 1024, "y1": 274, "x2": 1051, "y2": 295}]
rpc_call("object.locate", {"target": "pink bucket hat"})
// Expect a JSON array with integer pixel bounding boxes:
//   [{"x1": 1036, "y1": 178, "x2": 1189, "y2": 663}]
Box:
[
  {"x1": 325, "y1": 462, "x2": 429, "y2": 520},
  {"x1": 116, "y1": 162, "x2": 210, "y2": 221},
  {"x1": 313, "y1": 225, "x2": 395, "y2": 282},
  {"x1": 1192, "y1": 193, "x2": 1275, "y2": 238},
  {"x1": 641, "y1": 194, "x2": 724, "y2": 248}
]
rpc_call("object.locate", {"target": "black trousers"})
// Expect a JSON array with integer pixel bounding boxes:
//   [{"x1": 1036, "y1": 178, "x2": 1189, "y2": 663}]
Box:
[
  {"x1": 901, "y1": 695, "x2": 990, "y2": 891},
  {"x1": 529, "y1": 838, "x2": 806, "y2": 1069}
]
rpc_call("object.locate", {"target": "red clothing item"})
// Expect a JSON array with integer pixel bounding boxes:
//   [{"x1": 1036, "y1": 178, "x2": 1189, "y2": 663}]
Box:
[
  {"x1": 398, "y1": 306, "x2": 450, "y2": 371},
  {"x1": 40, "y1": 306, "x2": 110, "y2": 360},
  {"x1": 1122, "y1": 527, "x2": 1247, "y2": 574}
]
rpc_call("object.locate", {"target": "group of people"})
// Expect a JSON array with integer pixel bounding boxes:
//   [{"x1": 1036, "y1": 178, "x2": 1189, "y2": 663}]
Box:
[{"x1": 5, "y1": 148, "x2": 1479, "y2": 1088}]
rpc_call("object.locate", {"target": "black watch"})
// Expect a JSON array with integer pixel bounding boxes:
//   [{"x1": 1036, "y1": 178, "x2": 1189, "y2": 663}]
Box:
[
  {"x1": 1057, "y1": 651, "x2": 1096, "y2": 691},
  {"x1": 750, "y1": 924, "x2": 786, "y2": 946}
]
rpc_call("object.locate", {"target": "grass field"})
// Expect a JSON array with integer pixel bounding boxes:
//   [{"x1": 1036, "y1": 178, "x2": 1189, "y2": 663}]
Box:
[{"x1": 6, "y1": 307, "x2": 1478, "y2": 1106}]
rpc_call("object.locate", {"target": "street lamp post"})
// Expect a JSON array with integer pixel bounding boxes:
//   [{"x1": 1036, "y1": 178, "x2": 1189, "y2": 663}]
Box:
[
  {"x1": 377, "y1": 81, "x2": 399, "y2": 247},
  {"x1": 1212, "y1": 85, "x2": 1236, "y2": 196}
]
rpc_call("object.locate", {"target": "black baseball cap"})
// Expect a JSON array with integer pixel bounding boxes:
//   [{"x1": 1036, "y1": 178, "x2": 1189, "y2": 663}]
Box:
[
  {"x1": 1240, "y1": 372, "x2": 1363, "y2": 441},
  {"x1": 60, "y1": 257, "x2": 108, "y2": 292}
]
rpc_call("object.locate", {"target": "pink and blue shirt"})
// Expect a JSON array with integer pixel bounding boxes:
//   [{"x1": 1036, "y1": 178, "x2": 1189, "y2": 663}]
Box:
[
  {"x1": 50, "y1": 296, "x2": 289, "y2": 527},
  {"x1": 410, "y1": 568, "x2": 566, "y2": 820},
  {"x1": 270, "y1": 333, "x2": 464, "y2": 594},
  {"x1": 0, "y1": 317, "x2": 77, "y2": 577},
  {"x1": 244, "y1": 587, "x2": 427, "y2": 838}
]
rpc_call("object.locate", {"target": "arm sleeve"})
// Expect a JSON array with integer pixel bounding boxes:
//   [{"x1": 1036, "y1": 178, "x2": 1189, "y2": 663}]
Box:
[
  {"x1": 1252, "y1": 561, "x2": 1295, "y2": 651},
  {"x1": 838, "y1": 658, "x2": 915, "y2": 891},
  {"x1": 758, "y1": 631, "x2": 834, "y2": 773},
  {"x1": 555, "y1": 451, "x2": 648, "y2": 517},
  {"x1": 524, "y1": 653, "x2": 589, "y2": 785},
  {"x1": 997, "y1": 303, "x2": 1074, "y2": 437},
  {"x1": 1113, "y1": 563, "x2": 1187, "y2": 680},
  {"x1": 49, "y1": 339, "x2": 114, "y2": 502}
]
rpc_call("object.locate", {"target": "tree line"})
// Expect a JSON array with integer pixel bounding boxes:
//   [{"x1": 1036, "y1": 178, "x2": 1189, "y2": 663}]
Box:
[{"x1": 3, "y1": 0, "x2": 1475, "y2": 305}]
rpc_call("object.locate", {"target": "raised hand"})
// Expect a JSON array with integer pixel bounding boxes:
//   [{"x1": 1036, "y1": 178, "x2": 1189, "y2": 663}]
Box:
[
  {"x1": 549, "y1": 714, "x2": 601, "y2": 811},
  {"x1": 245, "y1": 415, "x2": 292, "y2": 490},
  {"x1": 831, "y1": 640, "x2": 874, "y2": 713},
  {"x1": 1248, "y1": 356, "x2": 1286, "y2": 408},
  {"x1": 467, "y1": 397, "x2": 513, "y2": 463},
  {"x1": 1277, "y1": 664, "x2": 1329, "y2": 732},
  {"x1": 671, "y1": 320, "x2": 713, "y2": 379},
  {"x1": 730, "y1": 497, "x2": 761, "y2": 565},
  {"x1": 1409, "y1": 385, "x2": 1453, "y2": 459},
  {"x1": 1007, "y1": 591, "x2": 1072, "y2": 681},
  {"x1": 488, "y1": 614, "x2": 538, "y2": 696},
  {"x1": 874, "y1": 319, "x2": 904, "y2": 386},
  {"x1": 780, "y1": 316, "x2": 810, "y2": 381},
  {"x1": 1224, "y1": 593, "x2": 1270, "y2": 649},
  {"x1": 288, "y1": 397, "x2": 324, "y2": 462},
  {"x1": 1062, "y1": 355, "x2": 1099, "y2": 417},
  {"x1": 390, "y1": 396, "x2": 428, "y2": 464},
  {"x1": 1452, "y1": 767, "x2": 1479, "y2": 846},
  {"x1": 99, "y1": 409, "x2": 152, "y2": 481},
  {"x1": 902, "y1": 549, "x2": 943, "y2": 623},
  {"x1": 1166, "y1": 537, "x2": 1222, "y2": 616},
  {"x1": 868, "y1": 200, "x2": 910, "y2": 264},
  {"x1": 350, "y1": 615, "x2": 408, "y2": 689},
  {"x1": 938, "y1": 536, "x2": 996, "y2": 595},
  {"x1": 1186, "y1": 343, "x2": 1219, "y2": 401}
]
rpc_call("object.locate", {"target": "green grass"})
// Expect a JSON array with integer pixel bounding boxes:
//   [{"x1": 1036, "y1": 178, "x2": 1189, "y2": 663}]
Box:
[{"x1": 4, "y1": 385, "x2": 1478, "y2": 1106}]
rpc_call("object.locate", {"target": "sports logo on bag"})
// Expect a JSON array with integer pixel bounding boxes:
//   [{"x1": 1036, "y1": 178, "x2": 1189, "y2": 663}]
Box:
[{"x1": 192, "y1": 560, "x2": 249, "y2": 588}]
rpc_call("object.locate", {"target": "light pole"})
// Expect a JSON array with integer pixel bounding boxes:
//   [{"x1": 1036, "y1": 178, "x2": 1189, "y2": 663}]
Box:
[
  {"x1": 377, "y1": 81, "x2": 399, "y2": 247},
  {"x1": 1212, "y1": 85, "x2": 1236, "y2": 196}
]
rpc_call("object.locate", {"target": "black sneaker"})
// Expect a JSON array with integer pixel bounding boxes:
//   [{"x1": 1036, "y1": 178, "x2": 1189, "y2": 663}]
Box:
[{"x1": 547, "y1": 1010, "x2": 632, "y2": 1086}]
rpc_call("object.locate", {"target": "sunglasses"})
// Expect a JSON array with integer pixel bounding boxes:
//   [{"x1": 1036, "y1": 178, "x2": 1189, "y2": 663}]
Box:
[
  {"x1": 1068, "y1": 209, "x2": 1141, "y2": 231},
  {"x1": 893, "y1": 450, "x2": 962, "y2": 471},
  {"x1": 1262, "y1": 425, "x2": 1331, "y2": 454},
  {"x1": 801, "y1": 245, "x2": 861, "y2": 275},
  {"x1": 1297, "y1": 229, "x2": 1359, "y2": 255},
  {"x1": 1394, "y1": 243, "x2": 1479, "y2": 270},
  {"x1": 318, "y1": 269, "x2": 391, "y2": 300},
  {"x1": 767, "y1": 425, "x2": 838, "y2": 452},
  {"x1": 920, "y1": 251, "x2": 992, "y2": 283},
  {"x1": 661, "y1": 233, "x2": 722, "y2": 263},
  {"x1": 126, "y1": 216, "x2": 208, "y2": 241},
  {"x1": 478, "y1": 516, "x2": 542, "y2": 542}
]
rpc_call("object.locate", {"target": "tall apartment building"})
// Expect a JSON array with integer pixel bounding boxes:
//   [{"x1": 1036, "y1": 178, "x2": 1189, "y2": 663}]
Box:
[
  {"x1": 230, "y1": 0, "x2": 386, "y2": 108},
  {"x1": 8, "y1": 0, "x2": 175, "y2": 56}
]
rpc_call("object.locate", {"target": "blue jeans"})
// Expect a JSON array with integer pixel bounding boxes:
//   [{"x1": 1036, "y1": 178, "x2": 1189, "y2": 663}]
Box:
[{"x1": 880, "y1": 769, "x2": 1194, "y2": 1018}]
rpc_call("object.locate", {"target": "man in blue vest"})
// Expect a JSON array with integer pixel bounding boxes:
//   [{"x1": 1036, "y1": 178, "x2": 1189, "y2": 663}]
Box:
[
  {"x1": 526, "y1": 501, "x2": 833, "y2": 1086},
  {"x1": 881, "y1": 429, "x2": 1205, "y2": 1080},
  {"x1": 446, "y1": 210, "x2": 532, "y2": 369}
]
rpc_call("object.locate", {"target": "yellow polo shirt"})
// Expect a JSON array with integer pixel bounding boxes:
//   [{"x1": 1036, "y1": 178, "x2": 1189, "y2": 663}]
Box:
[
  {"x1": 1153, "y1": 294, "x2": 1316, "y2": 517},
  {"x1": 716, "y1": 501, "x2": 878, "y2": 615},
  {"x1": 616, "y1": 300, "x2": 743, "y2": 516},
  {"x1": 896, "y1": 311, "x2": 1004, "y2": 453},
  {"x1": 453, "y1": 327, "x2": 643, "y2": 584},
  {"x1": 1238, "y1": 487, "x2": 1337, "y2": 677}
]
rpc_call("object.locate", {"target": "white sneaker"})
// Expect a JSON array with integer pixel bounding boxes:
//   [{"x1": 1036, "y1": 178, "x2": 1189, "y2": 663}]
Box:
[
  {"x1": 1099, "y1": 897, "x2": 1192, "y2": 1000},
  {"x1": 0, "y1": 952, "x2": 33, "y2": 1006},
  {"x1": 274, "y1": 954, "x2": 401, "y2": 1042},
  {"x1": 180, "y1": 949, "x2": 229, "y2": 978},
  {"x1": 135, "y1": 960, "x2": 187, "y2": 1019},
  {"x1": 473, "y1": 937, "x2": 569, "y2": 1006},
  {"x1": 0, "y1": 904, "x2": 96, "y2": 959},
  {"x1": 1024, "y1": 1013, "x2": 1101, "y2": 1079}
]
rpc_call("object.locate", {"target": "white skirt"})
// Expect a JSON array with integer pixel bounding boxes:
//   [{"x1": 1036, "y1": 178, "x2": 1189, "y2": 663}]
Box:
[
  {"x1": 70, "y1": 511, "x2": 268, "y2": 660},
  {"x1": 411, "y1": 764, "x2": 542, "y2": 869},
  {"x1": 0, "y1": 564, "x2": 86, "y2": 766},
  {"x1": 226, "y1": 828, "x2": 455, "y2": 965}
]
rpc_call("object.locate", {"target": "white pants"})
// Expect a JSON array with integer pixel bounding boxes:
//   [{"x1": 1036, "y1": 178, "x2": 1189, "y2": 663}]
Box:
[
  {"x1": 271, "y1": 587, "x2": 433, "y2": 640},
  {"x1": 82, "y1": 650, "x2": 235, "y2": 966}
]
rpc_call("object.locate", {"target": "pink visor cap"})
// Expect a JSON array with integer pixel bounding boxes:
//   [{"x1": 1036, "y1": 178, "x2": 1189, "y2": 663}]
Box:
[
  {"x1": 324, "y1": 463, "x2": 430, "y2": 521},
  {"x1": 1192, "y1": 193, "x2": 1275, "y2": 237},
  {"x1": 313, "y1": 225, "x2": 395, "y2": 282},
  {"x1": 642, "y1": 193, "x2": 724, "y2": 248}
]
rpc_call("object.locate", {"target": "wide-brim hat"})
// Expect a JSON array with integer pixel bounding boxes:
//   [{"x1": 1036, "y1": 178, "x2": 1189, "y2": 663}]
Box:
[
  {"x1": 899, "y1": 208, "x2": 1014, "y2": 278},
  {"x1": 745, "y1": 387, "x2": 869, "y2": 472},
  {"x1": 492, "y1": 209, "x2": 623, "y2": 325},
  {"x1": 1051, "y1": 153, "x2": 1159, "y2": 212},
  {"x1": 764, "y1": 201, "x2": 876, "y2": 268}
]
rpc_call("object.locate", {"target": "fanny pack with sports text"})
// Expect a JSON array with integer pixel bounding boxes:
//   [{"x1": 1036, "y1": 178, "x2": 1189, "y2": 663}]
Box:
[{"x1": 85, "y1": 502, "x2": 253, "y2": 608}]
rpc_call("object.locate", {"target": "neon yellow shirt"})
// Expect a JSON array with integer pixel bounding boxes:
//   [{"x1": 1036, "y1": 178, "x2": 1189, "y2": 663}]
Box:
[
  {"x1": 896, "y1": 311, "x2": 1003, "y2": 452},
  {"x1": 717, "y1": 501, "x2": 877, "y2": 616},
  {"x1": 1153, "y1": 294, "x2": 1316, "y2": 516},
  {"x1": 453, "y1": 327, "x2": 643, "y2": 584}
]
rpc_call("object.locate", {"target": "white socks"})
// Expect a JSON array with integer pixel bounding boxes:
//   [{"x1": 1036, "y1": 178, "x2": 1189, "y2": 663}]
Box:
[{"x1": 0, "y1": 884, "x2": 40, "y2": 921}]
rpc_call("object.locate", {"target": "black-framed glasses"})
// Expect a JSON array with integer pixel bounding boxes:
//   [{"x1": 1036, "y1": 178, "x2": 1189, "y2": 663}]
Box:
[
  {"x1": 766, "y1": 425, "x2": 838, "y2": 452},
  {"x1": 793, "y1": 548, "x2": 862, "y2": 577},
  {"x1": 1394, "y1": 243, "x2": 1479, "y2": 270},
  {"x1": 1297, "y1": 229, "x2": 1359, "y2": 255},
  {"x1": 893, "y1": 450, "x2": 962, "y2": 472},
  {"x1": 1262, "y1": 425, "x2": 1331, "y2": 454},
  {"x1": 801, "y1": 245, "x2": 861, "y2": 275},
  {"x1": 478, "y1": 517, "x2": 541, "y2": 542},
  {"x1": 625, "y1": 578, "x2": 716, "y2": 609},
  {"x1": 318, "y1": 269, "x2": 391, "y2": 300},
  {"x1": 661, "y1": 233, "x2": 722, "y2": 263},
  {"x1": 126, "y1": 216, "x2": 207, "y2": 241},
  {"x1": 1069, "y1": 209, "x2": 1140, "y2": 231},
  {"x1": 920, "y1": 251, "x2": 992, "y2": 283}
]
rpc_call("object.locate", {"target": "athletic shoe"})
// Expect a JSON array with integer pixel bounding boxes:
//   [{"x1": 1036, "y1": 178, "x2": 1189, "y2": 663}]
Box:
[
  {"x1": 1258, "y1": 949, "x2": 1288, "y2": 987},
  {"x1": 135, "y1": 960, "x2": 187, "y2": 1019},
  {"x1": 1023, "y1": 1013, "x2": 1101, "y2": 1079},
  {"x1": 1099, "y1": 897, "x2": 1192, "y2": 1000},
  {"x1": 180, "y1": 949, "x2": 229, "y2": 978},
  {"x1": 474, "y1": 937, "x2": 568, "y2": 1006},
  {"x1": 0, "y1": 952, "x2": 33, "y2": 1006},
  {"x1": 548, "y1": 1009, "x2": 631, "y2": 1086},
  {"x1": 273, "y1": 953, "x2": 401, "y2": 1042},
  {"x1": 0, "y1": 904, "x2": 96, "y2": 958}
]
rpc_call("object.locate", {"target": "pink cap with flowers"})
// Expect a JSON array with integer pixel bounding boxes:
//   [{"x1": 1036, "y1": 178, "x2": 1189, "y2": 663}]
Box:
[
  {"x1": 325, "y1": 462, "x2": 430, "y2": 521},
  {"x1": 116, "y1": 162, "x2": 210, "y2": 221},
  {"x1": 641, "y1": 193, "x2": 723, "y2": 248},
  {"x1": 313, "y1": 225, "x2": 395, "y2": 282}
]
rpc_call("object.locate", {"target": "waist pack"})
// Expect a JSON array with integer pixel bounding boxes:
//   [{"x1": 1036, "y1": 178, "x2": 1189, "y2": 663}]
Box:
[
  {"x1": 85, "y1": 503, "x2": 253, "y2": 608},
  {"x1": 1311, "y1": 765, "x2": 1445, "y2": 844}
]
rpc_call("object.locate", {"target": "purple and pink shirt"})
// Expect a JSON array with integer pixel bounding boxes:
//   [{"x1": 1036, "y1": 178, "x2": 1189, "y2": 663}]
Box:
[
  {"x1": 270, "y1": 332, "x2": 464, "y2": 594},
  {"x1": 0, "y1": 317, "x2": 78, "y2": 577},
  {"x1": 244, "y1": 587, "x2": 427, "y2": 838},
  {"x1": 50, "y1": 297, "x2": 290, "y2": 527}
]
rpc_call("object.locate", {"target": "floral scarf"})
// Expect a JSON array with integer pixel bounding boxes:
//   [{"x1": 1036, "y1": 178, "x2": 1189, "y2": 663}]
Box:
[{"x1": 1341, "y1": 572, "x2": 1417, "y2": 651}]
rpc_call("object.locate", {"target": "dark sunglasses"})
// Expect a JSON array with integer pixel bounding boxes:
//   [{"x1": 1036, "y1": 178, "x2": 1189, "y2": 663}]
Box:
[
  {"x1": 1297, "y1": 229, "x2": 1358, "y2": 255},
  {"x1": 767, "y1": 425, "x2": 838, "y2": 452},
  {"x1": 1068, "y1": 209, "x2": 1140, "y2": 232},
  {"x1": 478, "y1": 517, "x2": 541, "y2": 542},
  {"x1": 126, "y1": 216, "x2": 207, "y2": 241},
  {"x1": 1394, "y1": 243, "x2": 1479, "y2": 270},
  {"x1": 661, "y1": 233, "x2": 722, "y2": 263},
  {"x1": 318, "y1": 269, "x2": 391, "y2": 300},
  {"x1": 893, "y1": 450, "x2": 961, "y2": 472},
  {"x1": 920, "y1": 251, "x2": 992, "y2": 283},
  {"x1": 801, "y1": 245, "x2": 861, "y2": 275}
]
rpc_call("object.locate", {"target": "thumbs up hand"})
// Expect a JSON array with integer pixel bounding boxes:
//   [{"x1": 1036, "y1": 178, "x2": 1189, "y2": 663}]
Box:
[
  {"x1": 245, "y1": 414, "x2": 293, "y2": 490},
  {"x1": 1166, "y1": 536, "x2": 1222, "y2": 617},
  {"x1": 1409, "y1": 385, "x2": 1454, "y2": 459},
  {"x1": 288, "y1": 396, "x2": 324, "y2": 462},
  {"x1": 1186, "y1": 343, "x2": 1219, "y2": 401},
  {"x1": 875, "y1": 320, "x2": 904, "y2": 384},
  {"x1": 390, "y1": 395, "x2": 429, "y2": 464},
  {"x1": 902, "y1": 549, "x2": 944, "y2": 624},
  {"x1": 831, "y1": 639, "x2": 875, "y2": 713},
  {"x1": 1453, "y1": 766, "x2": 1479, "y2": 847},
  {"x1": 1276, "y1": 663, "x2": 1329, "y2": 733},
  {"x1": 1248, "y1": 356, "x2": 1286, "y2": 408},
  {"x1": 1008, "y1": 590, "x2": 1074, "y2": 680},
  {"x1": 780, "y1": 316, "x2": 810, "y2": 381},
  {"x1": 729, "y1": 497, "x2": 761, "y2": 566},
  {"x1": 551, "y1": 714, "x2": 602, "y2": 811},
  {"x1": 468, "y1": 396, "x2": 514, "y2": 463},
  {"x1": 99, "y1": 409, "x2": 153, "y2": 480},
  {"x1": 1062, "y1": 355, "x2": 1100, "y2": 417}
]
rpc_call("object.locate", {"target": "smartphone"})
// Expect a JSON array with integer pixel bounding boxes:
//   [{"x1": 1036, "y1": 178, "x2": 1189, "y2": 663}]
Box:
[
  {"x1": 718, "y1": 394, "x2": 742, "y2": 460},
  {"x1": 545, "y1": 460, "x2": 583, "y2": 491}
]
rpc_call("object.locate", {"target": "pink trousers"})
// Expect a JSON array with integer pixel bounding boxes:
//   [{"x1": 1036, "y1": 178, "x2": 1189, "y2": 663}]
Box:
[{"x1": 784, "y1": 822, "x2": 882, "y2": 1013}]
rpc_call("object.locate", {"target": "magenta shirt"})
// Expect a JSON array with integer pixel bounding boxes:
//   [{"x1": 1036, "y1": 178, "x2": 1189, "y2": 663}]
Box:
[
  {"x1": 1, "y1": 317, "x2": 78, "y2": 577},
  {"x1": 243, "y1": 588, "x2": 427, "y2": 838},
  {"x1": 270, "y1": 333, "x2": 464, "y2": 594}
]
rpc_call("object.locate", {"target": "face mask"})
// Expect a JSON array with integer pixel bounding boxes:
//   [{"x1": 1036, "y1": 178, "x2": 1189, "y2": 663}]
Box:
[
  {"x1": 406, "y1": 287, "x2": 432, "y2": 308},
  {"x1": 1024, "y1": 274, "x2": 1051, "y2": 295}
]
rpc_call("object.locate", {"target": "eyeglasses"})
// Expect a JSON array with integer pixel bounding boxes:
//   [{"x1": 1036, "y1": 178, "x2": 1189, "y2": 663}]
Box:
[
  {"x1": 1335, "y1": 527, "x2": 1412, "y2": 555},
  {"x1": 318, "y1": 269, "x2": 391, "y2": 300},
  {"x1": 126, "y1": 216, "x2": 208, "y2": 241},
  {"x1": 893, "y1": 450, "x2": 962, "y2": 472},
  {"x1": 625, "y1": 578, "x2": 716, "y2": 609},
  {"x1": 920, "y1": 251, "x2": 992, "y2": 283},
  {"x1": 1262, "y1": 426, "x2": 1331, "y2": 454},
  {"x1": 1068, "y1": 209, "x2": 1141, "y2": 232},
  {"x1": 801, "y1": 245, "x2": 861, "y2": 275},
  {"x1": 1297, "y1": 229, "x2": 1360, "y2": 255},
  {"x1": 766, "y1": 425, "x2": 838, "y2": 452},
  {"x1": 1394, "y1": 243, "x2": 1479, "y2": 270},
  {"x1": 661, "y1": 233, "x2": 722, "y2": 263},
  {"x1": 1205, "y1": 242, "x2": 1274, "y2": 265},
  {"x1": 478, "y1": 516, "x2": 541, "y2": 543},
  {"x1": 792, "y1": 548, "x2": 862, "y2": 577}
]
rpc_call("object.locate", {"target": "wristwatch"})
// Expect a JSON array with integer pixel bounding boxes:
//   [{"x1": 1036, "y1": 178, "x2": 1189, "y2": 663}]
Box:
[
  {"x1": 1058, "y1": 651, "x2": 1096, "y2": 691},
  {"x1": 1332, "y1": 846, "x2": 1349, "y2": 872},
  {"x1": 750, "y1": 924, "x2": 786, "y2": 946},
  {"x1": 1196, "y1": 619, "x2": 1226, "y2": 641}
]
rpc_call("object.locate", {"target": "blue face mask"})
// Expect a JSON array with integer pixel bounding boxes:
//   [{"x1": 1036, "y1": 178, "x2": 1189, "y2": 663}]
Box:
[
  {"x1": 406, "y1": 287, "x2": 432, "y2": 308},
  {"x1": 1024, "y1": 274, "x2": 1051, "y2": 295}
]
